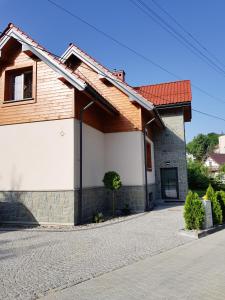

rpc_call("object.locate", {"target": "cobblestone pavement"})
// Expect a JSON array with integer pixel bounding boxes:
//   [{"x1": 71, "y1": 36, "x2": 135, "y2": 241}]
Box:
[
  {"x1": 44, "y1": 230, "x2": 225, "y2": 300},
  {"x1": 0, "y1": 205, "x2": 192, "y2": 300}
]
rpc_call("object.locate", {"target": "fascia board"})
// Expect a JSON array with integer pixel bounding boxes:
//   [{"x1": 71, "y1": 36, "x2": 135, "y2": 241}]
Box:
[
  {"x1": 0, "y1": 29, "x2": 86, "y2": 91},
  {"x1": 61, "y1": 47, "x2": 154, "y2": 110}
]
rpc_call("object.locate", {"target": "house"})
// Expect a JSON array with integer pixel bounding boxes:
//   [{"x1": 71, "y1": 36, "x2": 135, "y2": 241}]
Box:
[
  {"x1": 0, "y1": 23, "x2": 192, "y2": 225},
  {"x1": 205, "y1": 136, "x2": 225, "y2": 181},
  {"x1": 205, "y1": 153, "x2": 225, "y2": 173}
]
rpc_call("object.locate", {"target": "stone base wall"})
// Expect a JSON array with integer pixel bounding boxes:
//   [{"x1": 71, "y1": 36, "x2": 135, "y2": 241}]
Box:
[
  {"x1": 115, "y1": 184, "x2": 156, "y2": 212},
  {"x1": 0, "y1": 191, "x2": 75, "y2": 225},
  {"x1": 154, "y1": 109, "x2": 188, "y2": 203},
  {"x1": 0, "y1": 185, "x2": 156, "y2": 225},
  {"x1": 76, "y1": 187, "x2": 110, "y2": 223}
]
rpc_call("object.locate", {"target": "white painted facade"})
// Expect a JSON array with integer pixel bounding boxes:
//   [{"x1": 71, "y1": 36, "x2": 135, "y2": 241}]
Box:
[
  {"x1": 74, "y1": 120, "x2": 105, "y2": 188},
  {"x1": 0, "y1": 119, "x2": 156, "y2": 191},
  {"x1": 205, "y1": 157, "x2": 219, "y2": 170},
  {"x1": 219, "y1": 135, "x2": 225, "y2": 154},
  {"x1": 78, "y1": 124, "x2": 156, "y2": 187},
  {"x1": 105, "y1": 131, "x2": 145, "y2": 186},
  {"x1": 146, "y1": 137, "x2": 156, "y2": 185},
  {"x1": 0, "y1": 119, "x2": 74, "y2": 191}
]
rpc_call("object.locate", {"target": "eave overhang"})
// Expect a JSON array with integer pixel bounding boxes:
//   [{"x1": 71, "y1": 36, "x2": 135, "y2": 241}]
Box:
[
  {"x1": 61, "y1": 46, "x2": 154, "y2": 111},
  {"x1": 0, "y1": 26, "x2": 87, "y2": 91}
]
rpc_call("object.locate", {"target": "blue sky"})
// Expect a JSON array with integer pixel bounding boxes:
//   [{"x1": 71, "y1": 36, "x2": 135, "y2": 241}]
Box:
[{"x1": 0, "y1": 0, "x2": 225, "y2": 141}]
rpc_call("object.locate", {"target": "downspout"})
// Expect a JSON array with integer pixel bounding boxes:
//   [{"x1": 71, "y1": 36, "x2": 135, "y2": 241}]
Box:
[
  {"x1": 143, "y1": 118, "x2": 155, "y2": 211},
  {"x1": 78, "y1": 101, "x2": 94, "y2": 225}
]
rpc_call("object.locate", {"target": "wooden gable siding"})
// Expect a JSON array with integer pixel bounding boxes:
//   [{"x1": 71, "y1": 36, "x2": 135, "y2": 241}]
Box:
[
  {"x1": 0, "y1": 51, "x2": 74, "y2": 126},
  {"x1": 76, "y1": 62, "x2": 142, "y2": 132},
  {"x1": 75, "y1": 90, "x2": 106, "y2": 132},
  {"x1": 0, "y1": 49, "x2": 147, "y2": 133}
]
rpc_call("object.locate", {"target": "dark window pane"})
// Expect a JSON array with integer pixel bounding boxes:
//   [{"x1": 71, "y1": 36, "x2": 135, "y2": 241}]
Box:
[{"x1": 23, "y1": 71, "x2": 32, "y2": 99}]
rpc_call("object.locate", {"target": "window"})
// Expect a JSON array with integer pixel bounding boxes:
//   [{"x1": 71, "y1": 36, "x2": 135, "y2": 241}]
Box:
[
  {"x1": 5, "y1": 67, "x2": 33, "y2": 101},
  {"x1": 146, "y1": 142, "x2": 152, "y2": 171}
]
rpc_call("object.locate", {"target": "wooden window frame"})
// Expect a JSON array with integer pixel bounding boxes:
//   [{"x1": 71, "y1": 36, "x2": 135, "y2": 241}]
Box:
[
  {"x1": 146, "y1": 141, "x2": 152, "y2": 171},
  {"x1": 1, "y1": 62, "x2": 37, "y2": 106}
]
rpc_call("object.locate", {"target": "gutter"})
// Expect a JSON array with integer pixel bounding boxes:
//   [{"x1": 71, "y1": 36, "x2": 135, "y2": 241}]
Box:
[
  {"x1": 85, "y1": 85, "x2": 119, "y2": 115},
  {"x1": 143, "y1": 118, "x2": 155, "y2": 211},
  {"x1": 156, "y1": 102, "x2": 191, "y2": 110},
  {"x1": 153, "y1": 107, "x2": 165, "y2": 128}
]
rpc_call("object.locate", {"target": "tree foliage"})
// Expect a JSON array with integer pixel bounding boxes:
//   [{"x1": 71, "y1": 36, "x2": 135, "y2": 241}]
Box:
[
  {"x1": 184, "y1": 191, "x2": 205, "y2": 230},
  {"x1": 187, "y1": 133, "x2": 219, "y2": 161},
  {"x1": 103, "y1": 171, "x2": 122, "y2": 217},
  {"x1": 103, "y1": 171, "x2": 122, "y2": 191},
  {"x1": 187, "y1": 160, "x2": 225, "y2": 191},
  {"x1": 219, "y1": 164, "x2": 225, "y2": 173},
  {"x1": 205, "y1": 185, "x2": 223, "y2": 225},
  {"x1": 187, "y1": 159, "x2": 210, "y2": 189},
  {"x1": 215, "y1": 191, "x2": 225, "y2": 221}
]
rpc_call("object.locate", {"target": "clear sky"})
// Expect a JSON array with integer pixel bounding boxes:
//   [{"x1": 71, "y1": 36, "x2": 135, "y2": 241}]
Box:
[{"x1": 0, "y1": 0, "x2": 225, "y2": 141}]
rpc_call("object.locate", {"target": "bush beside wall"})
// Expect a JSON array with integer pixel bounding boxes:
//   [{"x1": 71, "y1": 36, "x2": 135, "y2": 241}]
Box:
[
  {"x1": 215, "y1": 191, "x2": 225, "y2": 222},
  {"x1": 205, "y1": 185, "x2": 223, "y2": 225},
  {"x1": 184, "y1": 191, "x2": 205, "y2": 230}
]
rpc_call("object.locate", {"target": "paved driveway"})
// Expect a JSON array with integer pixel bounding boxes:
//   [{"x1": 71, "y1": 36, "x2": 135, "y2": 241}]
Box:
[
  {"x1": 0, "y1": 205, "x2": 191, "y2": 300},
  {"x1": 46, "y1": 230, "x2": 225, "y2": 300}
]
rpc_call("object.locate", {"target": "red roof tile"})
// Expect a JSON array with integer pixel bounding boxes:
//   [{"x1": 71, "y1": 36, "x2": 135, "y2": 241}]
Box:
[
  {"x1": 134, "y1": 80, "x2": 192, "y2": 106},
  {"x1": 209, "y1": 153, "x2": 225, "y2": 166}
]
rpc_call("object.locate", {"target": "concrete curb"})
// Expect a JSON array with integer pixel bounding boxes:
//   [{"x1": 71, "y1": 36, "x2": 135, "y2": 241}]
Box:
[
  {"x1": 179, "y1": 223, "x2": 225, "y2": 239},
  {"x1": 0, "y1": 212, "x2": 148, "y2": 233}
]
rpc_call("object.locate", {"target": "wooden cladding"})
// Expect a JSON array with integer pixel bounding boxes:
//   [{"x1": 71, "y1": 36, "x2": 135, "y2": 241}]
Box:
[
  {"x1": 76, "y1": 62, "x2": 142, "y2": 132},
  {"x1": 0, "y1": 51, "x2": 74, "y2": 125},
  {"x1": 0, "y1": 48, "x2": 153, "y2": 135}
]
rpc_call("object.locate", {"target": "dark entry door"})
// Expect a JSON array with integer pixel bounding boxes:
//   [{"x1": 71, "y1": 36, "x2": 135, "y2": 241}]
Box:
[{"x1": 161, "y1": 168, "x2": 179, "y2": 200}]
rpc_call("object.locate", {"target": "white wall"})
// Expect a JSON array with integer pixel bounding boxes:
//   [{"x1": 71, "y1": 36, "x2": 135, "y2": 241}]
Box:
[
  {"x1": 0, "y1": 119, "x2": 74, "y2": 190},
  {"x1": 219, "y1": 136, "x2": 225, "y2": 154},
  {"x1": 74, "y1": 120, "x2": 105, "y2": 188},
  {"x1": 104, "y1": 131, "x2": 155, "y2": 186},
  {"x1": 105, "y1": 131, "x2": 144, "y2": 185},
  {"x1": 146, "y1": 137, "x2": 156, "y2": 185},
  {"x1": 0, "y1": 120, "x2": 155, "y2": 190},
  {"x1": 205, "y1": 157, "x2": 219, "y2": 169}
]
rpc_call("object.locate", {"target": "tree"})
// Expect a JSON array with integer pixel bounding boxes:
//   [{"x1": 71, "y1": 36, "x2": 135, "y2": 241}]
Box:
[
  {"x1": 219, "y1": 163, "x2": 225, "y2": 174},
  {"x1": 205, "y1": 185, "x2": 223, "y2": 225},
  {"x1": 103, "y1": 171, "x2": 122, "y2": 217},
  {"x1": 183, "y1": 191, "x2": 205, "y2": 230},
  {"x1": 187, "y1": 133, "x2": 219, "y2": 161},
  {"x1": 187, "y1": 159, "x2": 210, "y2": 189}
]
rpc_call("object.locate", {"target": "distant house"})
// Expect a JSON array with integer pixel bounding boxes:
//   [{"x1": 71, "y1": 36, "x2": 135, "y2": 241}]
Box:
[
  {"x1": 0, "y1": 23, "x2": 192, "y2": 225},
  {"x1": 205, "y1": 153, "x2": 225, "y2": 175},
  {"x1": 205, "y1": 135, "x2": 225, "y2": 181}
]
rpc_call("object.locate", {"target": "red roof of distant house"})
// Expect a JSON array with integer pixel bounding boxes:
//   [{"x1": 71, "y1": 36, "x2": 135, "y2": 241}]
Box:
[
  {"x1": 209, "y1": 153, "x2": 225, "y2": 166},
  {"x1": 134, "y1": 80, "x2": 192, "y2": 106}
]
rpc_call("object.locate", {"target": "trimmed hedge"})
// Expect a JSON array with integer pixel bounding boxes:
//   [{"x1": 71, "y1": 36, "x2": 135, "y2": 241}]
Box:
[
  {"x1": 184, "y1": 191, "x2": 205, "y2": 230},
  {"x1": 205, "y1": 185, "x2": 223, "y2": 225},
  {"x1": 215, "y1": 191, "x2": 225, "y2": 222}
]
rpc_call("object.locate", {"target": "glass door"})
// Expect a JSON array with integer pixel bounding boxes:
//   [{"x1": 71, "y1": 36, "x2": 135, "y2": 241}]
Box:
[{"x1": 161, "y1": 168, "x2": 179, "y2": 199}]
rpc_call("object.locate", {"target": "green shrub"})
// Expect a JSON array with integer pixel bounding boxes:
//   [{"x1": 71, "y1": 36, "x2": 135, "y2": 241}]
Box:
[
  {"x1": 205, "y1": 185, "x2": 223, "y2": 225},
  {"x1": 93, "y1": 212, "x2": 104, "y2": 223},
  {"x1": 184, "y1": 191, "x2": 205, "y2": 230},
  {"x1": 205, "y1": 184, "x2": 215, "y2": 201},
  {"x1": 187, "y1": 160, "x2": 209, "y2": 190},
  {"x1": 121, "y1": 203, "x2": 131, "y2": 216},
  {"x1": 215, "y1": 191, "x2": 225, "y2": 222},
  {"x1": 103, "y1": 171, "x2": 122, "y2": 217}
]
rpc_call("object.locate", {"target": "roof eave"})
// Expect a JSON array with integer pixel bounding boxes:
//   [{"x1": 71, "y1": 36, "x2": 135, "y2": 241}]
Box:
[
  {"x1": 61, "y1": 46, "x2": 155, "y2": 111},
  {"x1": 0, "y1": 27, "x2": 87, "y2": 91}
]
